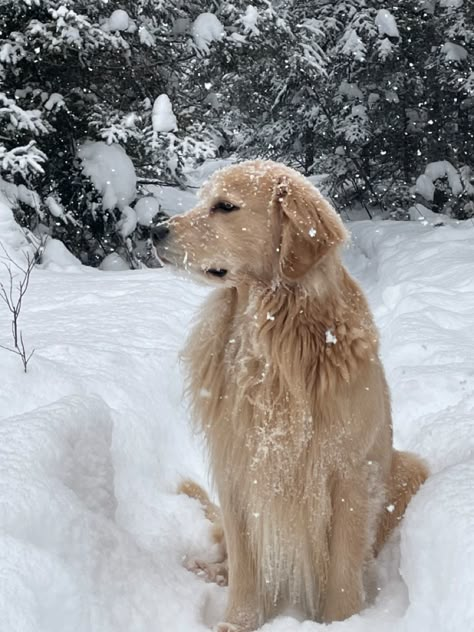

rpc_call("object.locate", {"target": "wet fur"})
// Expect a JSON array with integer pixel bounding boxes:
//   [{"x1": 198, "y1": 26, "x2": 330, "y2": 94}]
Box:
[{"x1": 162, "y1": 161, "x2": 428, "y2": 630}]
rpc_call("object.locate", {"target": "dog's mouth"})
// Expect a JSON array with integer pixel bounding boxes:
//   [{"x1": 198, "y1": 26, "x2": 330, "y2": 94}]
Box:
[
  {"x1": 154, "y1": 247, "x2": 229, "y2": 281},
  {"x1": 206, "y1": 268, "x2": 228, "y2": 279}
]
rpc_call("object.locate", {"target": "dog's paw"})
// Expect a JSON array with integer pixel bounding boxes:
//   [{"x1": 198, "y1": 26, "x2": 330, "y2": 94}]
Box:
[
  {"x1": 184, "y1": 558, "x2": 228, "y2": 586},
  {"x1": 215, "y1": 622, "x2": 244, "y2": 632}
]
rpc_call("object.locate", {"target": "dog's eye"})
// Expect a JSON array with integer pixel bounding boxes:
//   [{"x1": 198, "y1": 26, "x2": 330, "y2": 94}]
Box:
[{"x1": 211, "y1": 201, "x2": 239, "y2": 213}]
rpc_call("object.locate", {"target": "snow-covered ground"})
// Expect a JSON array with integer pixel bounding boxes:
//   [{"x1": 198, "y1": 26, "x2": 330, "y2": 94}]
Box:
[{"x1": 1, "y1": 199, "x2": 474, "y2": 631}]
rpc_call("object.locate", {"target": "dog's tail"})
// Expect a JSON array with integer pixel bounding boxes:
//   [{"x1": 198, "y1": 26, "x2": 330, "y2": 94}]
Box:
[
  {"x1": 178, "y1": 479, "x2": 225, "y2": 550},
  {"x1": 375, "y1": 450, "x2": 429, "y2": 554}
]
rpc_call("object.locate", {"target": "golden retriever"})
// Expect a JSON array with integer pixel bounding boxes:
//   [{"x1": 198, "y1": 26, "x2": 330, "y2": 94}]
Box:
[{"x1": 155, "y1": 161, "x2": 428, "y2": 631}]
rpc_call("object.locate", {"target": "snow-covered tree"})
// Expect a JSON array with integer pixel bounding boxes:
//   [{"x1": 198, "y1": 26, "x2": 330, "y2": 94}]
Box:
[
  {"x1": 1, "y1": 0, "x2": 473, "y2": 268},
  {"x1": 200, "y1": 0, "x2": 473, "y2": 217},
  {"x1": 0, "y1": 0, "x2": 220, "y2": 265}
]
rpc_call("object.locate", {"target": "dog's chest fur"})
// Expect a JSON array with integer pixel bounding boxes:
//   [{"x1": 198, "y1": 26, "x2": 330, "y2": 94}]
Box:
[{"x1": 184, "y1": 282, "x2": 378, "y2": 614}]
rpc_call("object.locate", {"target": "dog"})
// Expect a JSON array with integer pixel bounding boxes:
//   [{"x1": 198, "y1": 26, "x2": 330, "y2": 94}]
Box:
[
  {"x1": 155, "y1": 161, "x2": 428, "y2": 631},
  {"x1": 178, "y1": 479, "x2": 228, "y2": 586}
]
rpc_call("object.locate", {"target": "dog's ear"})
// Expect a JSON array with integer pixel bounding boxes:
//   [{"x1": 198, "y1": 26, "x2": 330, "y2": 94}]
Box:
[{"x1": 275, "y1": 174, "x2": 348, "y2": 281}]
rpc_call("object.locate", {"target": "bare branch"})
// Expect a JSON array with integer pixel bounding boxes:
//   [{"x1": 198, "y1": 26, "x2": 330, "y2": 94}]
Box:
[{"x1": 0, "y1": 243, "x2": 38, "y2": 372}]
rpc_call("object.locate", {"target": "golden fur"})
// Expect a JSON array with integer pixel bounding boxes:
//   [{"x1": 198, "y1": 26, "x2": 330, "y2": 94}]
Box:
[{"x1": 158, "y1": 161, "x2": 428, "y2": 630}]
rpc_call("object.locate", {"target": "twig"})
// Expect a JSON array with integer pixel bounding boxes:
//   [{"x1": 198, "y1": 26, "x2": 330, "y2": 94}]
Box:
[{"x1": 0, "y1": 243, "x2": 37, "y2": 373}]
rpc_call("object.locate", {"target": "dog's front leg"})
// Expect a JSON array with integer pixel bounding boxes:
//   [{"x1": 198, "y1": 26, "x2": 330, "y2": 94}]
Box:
[
  {"x1": 216, "y1": 512, "x2": 259, "y2": 632},
  {"x1": 322, "y1": 474, "x2": 373, "y2": 622}
]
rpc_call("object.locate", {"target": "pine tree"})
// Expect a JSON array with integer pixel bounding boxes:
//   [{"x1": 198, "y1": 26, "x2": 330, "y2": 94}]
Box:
[{"x1": 0, "y1": 0, "x2": 221, "y2": 266}]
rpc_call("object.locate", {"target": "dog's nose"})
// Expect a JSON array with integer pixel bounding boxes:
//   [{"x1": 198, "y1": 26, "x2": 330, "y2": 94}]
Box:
[{"x1": 152, "y1": 222, "x2": 170, "y2": 242}]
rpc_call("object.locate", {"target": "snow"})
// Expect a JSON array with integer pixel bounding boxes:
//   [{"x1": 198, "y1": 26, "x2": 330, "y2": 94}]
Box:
[
  {"x1": 99, "y1": 253, "x2": 130, "y2": 272},
  {"x1": 1, "y1": 190, "x2": 474, "y2": 631},
  {"x1": 191, "y1": 13, "x2": 225, "y2": 53},
  {"x1": 40, "y1": 238, "x2": 82, "y2": 270},
  {"x1": 134, "y1": 196, "x2": 160, "y2": 226},
  {"x1": 415, "y1": 174, "x2": 435, "y2": 202},
  {"x1": 117, "y1": 206, "x2": 137, "y2": 239},
  {"x1": 339, "y1": 80, "x2": 363, "y2": 100},
  {"x1": 439, "y1": 0, "x2": 463, "y2": 7},
  {"x1": 239, "y1": 6, "x2": 260, "y2": 35},
  {"x1": 0, "y1": 191, "x2": 31, "y2": 261},
  {"x1": 145, "y1": 185, "x2": 196, "y2": 216},
  {"x1": 441, "y1": 42, "x2": 468, "y2": 62},
  {"x1": 102, "y1": 9, "x2": 130, "y2": 32},
  {"x1": 43, "y1": 93, "x2": 64, "y2": 111},
  {"x1": 416, "y1": 160, "x2": 464, "y2": 201},
  {"x1": 341, "y1": 29, "x2": 366, "y2": 61},
  {"x1": 77, "y1": 141, "x2": 137, "y2": 211},
  {"x1": 375, "y1": 10, "x2": 400, "y2": 39},
  {"x1": 400, "y1": 463, "x2": 474, "y2": 630},
  {"x1": 325, "y1": 330, "x2": 337, "y2": 345},
  {"x1": 45, "y1": 195, "x2": 65, "y2": 219},
  {"x1": 139, "y1": 25, "x2": 155, "y2": 47},
  {"x1": 152, "y1": 94, "x2": 178, "y2": 133}
]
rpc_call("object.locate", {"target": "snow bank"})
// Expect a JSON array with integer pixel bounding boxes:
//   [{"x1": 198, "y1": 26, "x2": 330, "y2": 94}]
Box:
[
  {"x1": 400, "y1": 462, "x2": 474, "y2": 631},
  {"x1": 0, "y1": 396, "x2": 115, "y2": 631},
  {"x1": 40, "y1": 238, "x2": 82, "y2": 270},
  {"x1": 0, "y1": 255, "x2": 217, "y2": 631},
  {"x1": 0, "y1": 191, "x2": 31, "y2": 260},
  {"x1": 152, "y1": 94, "x2": 178, "y2": 133},
  {"x1": 77, "y1": 141, "x2": 137, "y2": 210},
  {"x1": 191, "y1": 13, "x2": 225, "y2": 53}
]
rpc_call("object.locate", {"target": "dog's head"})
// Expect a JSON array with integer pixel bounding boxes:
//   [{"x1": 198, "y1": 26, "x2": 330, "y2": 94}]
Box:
[{"x1": 153, "y1": 160, "x2": 348, "y2": 285}]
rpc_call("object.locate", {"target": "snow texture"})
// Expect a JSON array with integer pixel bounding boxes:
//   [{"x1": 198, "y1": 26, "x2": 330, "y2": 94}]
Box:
[
  {"x1": 1, "y1": 193, "x2": 474, "y2": 631},
  {"x1": 375, "y1": 10, "x2": 400, "y2": 38},
  {"x1": 152, "y1": 94, "x2": 178, "y2": 133},
  {"x1": 77, "y1": 141, "x2": 137, "y2": 210},
  {"x1": 191, "y1": 13, "x2": 225, "y2": 53}
]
